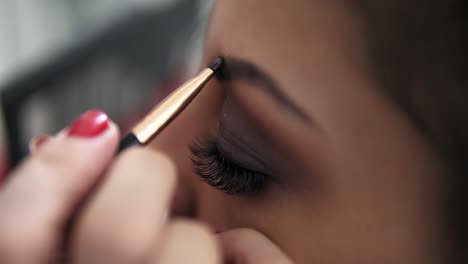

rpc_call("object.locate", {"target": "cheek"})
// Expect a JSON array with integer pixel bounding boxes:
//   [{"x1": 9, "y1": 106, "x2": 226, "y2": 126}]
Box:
[
  {"x1": 194, "y1": 146, "x2": 443, "y2": 264},
  {"x1": 194, "y1": 181, "x2": 321, "y2": 261}
]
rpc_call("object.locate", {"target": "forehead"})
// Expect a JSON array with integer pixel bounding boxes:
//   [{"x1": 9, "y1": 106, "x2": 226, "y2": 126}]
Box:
[
  {"x1": 207, "y1": 0, "x2": 356, "y2": 58},
  {"x1": 205, "y1": 0, "x2": 369, "y2": 118}
]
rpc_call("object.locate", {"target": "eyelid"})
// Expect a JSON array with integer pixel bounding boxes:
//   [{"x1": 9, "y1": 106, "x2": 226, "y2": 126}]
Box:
[
  {"x1": 190, "y1": 136, "x2": 268, "y2": 195},
  {"x1": 217, "y1": 124, "x2": 269, "y2": 172}
]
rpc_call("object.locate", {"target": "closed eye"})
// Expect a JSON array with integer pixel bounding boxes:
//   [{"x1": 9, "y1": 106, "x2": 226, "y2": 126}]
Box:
[{"x1": 189, "y1": 136, "x2": 268, "y2": 195}]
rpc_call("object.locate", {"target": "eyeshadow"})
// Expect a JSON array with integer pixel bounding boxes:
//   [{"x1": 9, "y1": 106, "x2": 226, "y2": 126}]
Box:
[{"x1": 216, "y1": 91, "x2": 288, "y2": 179}]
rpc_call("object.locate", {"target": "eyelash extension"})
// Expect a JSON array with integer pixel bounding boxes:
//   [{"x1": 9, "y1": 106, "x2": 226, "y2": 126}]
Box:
[{"x1": 189, "y1": 137, "x2": 267, "y2": 195}]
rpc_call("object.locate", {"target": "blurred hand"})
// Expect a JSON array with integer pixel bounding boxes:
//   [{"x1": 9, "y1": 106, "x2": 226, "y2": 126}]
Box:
[
  {"x1": 218, "y1": 229, "x2": 294, "y2": 264},
  {"x1": 0, "y1": 110, "x2": 292, "y2": 264},
  {"x1": 0, "y1": 111, "x2": 219, "y2": 264}
]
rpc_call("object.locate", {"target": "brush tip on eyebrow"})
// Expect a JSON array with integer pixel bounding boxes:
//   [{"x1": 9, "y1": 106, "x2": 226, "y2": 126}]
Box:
[
  {"x1": 210, "y1": 56, "x2": 314, "y2": 123},
  {"x1": 208, "y1": 57, "x2": 224, "y2": 74}
]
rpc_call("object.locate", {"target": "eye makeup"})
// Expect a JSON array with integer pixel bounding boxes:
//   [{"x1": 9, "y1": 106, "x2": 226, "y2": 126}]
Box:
[
  {"x1": 123, "y1": 56, "x2": 308, "y2": 196},
  {"x1": 187, "y1": 57, "x2": 318, "y2": 195},
  {"x1": 190, "y1": 137, "x2": 268, "y2": 195},
  {"x1": 190, "y1": 84, "x2": 293, "y2": 196},
  {"x1": 216, "y1": 92, "x2": 279, "y2": 177},
  {"x1": 189, "y1": 99, "x2": 273, "y2": 195}
]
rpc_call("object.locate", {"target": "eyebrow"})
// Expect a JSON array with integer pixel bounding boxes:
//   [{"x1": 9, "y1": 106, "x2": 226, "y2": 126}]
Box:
[{"x1": 217, "y1": 57, "x2": 312, "y2": 123}]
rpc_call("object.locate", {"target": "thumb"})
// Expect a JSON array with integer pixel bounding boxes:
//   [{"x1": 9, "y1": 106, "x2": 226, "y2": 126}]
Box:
[
  {"x1": 0, "y1": 110, "x2": 119, "y2": 263},
  {"x1": 218, "y1": 229, "x2": 294, "y2": 264}
]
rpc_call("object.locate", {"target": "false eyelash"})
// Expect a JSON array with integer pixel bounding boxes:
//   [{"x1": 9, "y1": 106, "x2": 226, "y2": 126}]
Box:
[{"x1": 189, "y1": 137, "x2": 267, "y2": 195}]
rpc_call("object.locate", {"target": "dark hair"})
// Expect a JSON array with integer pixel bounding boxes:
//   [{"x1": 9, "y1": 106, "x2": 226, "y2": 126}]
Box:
[{"x1": 355, "y1": 1, "x2": 468, "y2": 262}]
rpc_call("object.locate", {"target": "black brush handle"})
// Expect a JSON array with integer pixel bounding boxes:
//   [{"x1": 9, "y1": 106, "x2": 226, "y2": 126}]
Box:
[{"x1": 118, "y1": 133, "x2": 142, "y2": 153}]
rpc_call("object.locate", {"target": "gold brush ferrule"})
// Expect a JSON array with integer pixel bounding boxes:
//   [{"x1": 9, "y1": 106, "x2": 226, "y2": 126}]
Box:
[{"x1": 131, "y1": 68, "x2": 215, "y2": 145}]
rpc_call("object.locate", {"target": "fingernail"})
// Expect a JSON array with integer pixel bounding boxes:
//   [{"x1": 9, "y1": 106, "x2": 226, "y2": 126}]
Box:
[
  {"x1": 29, "y1": 135, "x2": 50, "y2": 154},
  {"x1": 67, "y1": 110, "x2": 110, "y2": 138}
]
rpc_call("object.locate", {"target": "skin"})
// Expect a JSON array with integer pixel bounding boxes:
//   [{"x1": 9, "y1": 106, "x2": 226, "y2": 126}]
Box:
[
  {"x1": 0, "y1": 125, "x2": 224, "y2": 263},
  {"x1": 153, "y1": 0, "x2": 447, "y2": 263},
  {"x1": 0, "y1": 0, "x2": 448, "y2": 263}
]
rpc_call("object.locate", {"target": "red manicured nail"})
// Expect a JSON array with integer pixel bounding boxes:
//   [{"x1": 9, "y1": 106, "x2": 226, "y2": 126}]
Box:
[{"x1": 67, "y1": 110, "x2": 110, "y2": 138}]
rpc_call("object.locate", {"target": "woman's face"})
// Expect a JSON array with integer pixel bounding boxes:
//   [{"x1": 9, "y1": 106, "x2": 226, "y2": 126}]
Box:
[{"x1": 152, "y1": 0, "x2": 446, "y2": 263}]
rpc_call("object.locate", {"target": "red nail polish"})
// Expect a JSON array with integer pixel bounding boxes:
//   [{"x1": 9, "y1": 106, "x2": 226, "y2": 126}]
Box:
[{"x1": 67, "y1": 110, "x2": 110, "y2": 137}]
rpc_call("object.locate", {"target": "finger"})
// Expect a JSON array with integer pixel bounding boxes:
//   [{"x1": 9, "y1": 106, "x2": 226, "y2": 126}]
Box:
[
  {"x1": 70, "y1": 149, "x2": 177, "y2": 264},
  {"x1": 0, "y1": 110, "x2": 119, "y2": 263},
  {"x1": 29, "y1": 135, "x2": 52, "y2": 154},
  {"x1": 218, "y1": 229, "x2": 293, "y2": 264},
  {"x1": 153, "y1": 220, "x2": 220, "y2": 264}
]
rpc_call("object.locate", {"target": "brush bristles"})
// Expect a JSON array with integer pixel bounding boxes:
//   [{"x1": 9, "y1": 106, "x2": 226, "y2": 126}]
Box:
[{"x1": 208, "y1": 57, "x2": 224, "y2": 73}]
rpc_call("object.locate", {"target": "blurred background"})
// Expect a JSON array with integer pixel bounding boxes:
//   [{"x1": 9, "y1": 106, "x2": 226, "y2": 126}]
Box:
[{"x1": 0, "y1": 0, "x2": 213, "y2": 179}]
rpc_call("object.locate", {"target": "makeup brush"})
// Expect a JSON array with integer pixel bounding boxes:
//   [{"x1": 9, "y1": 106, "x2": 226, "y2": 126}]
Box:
[
  {"x1": 118, "y1": 57, "x2": 223, "y2": 153},
  {"x1": 62, "y1": 60, "x2": 223, "y2": 257}
]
